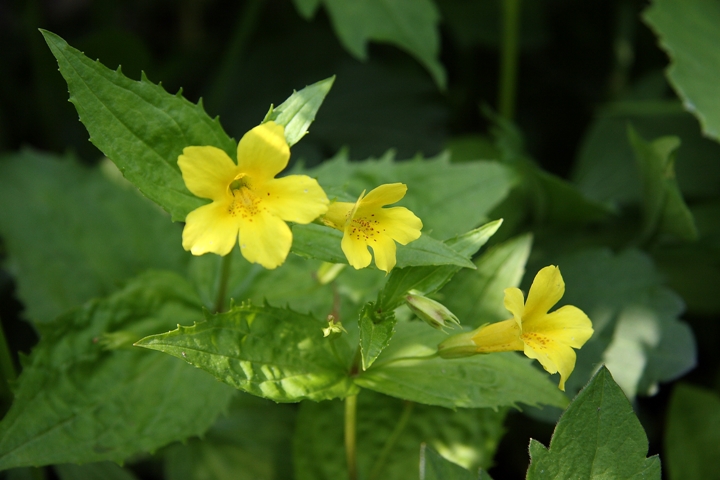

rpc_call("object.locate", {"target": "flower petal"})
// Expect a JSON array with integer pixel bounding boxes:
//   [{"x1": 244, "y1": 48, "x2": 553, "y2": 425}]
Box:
[
  {"x1": 503, "y1": 287, "x2": 525, "y2": 329},
  {"x1": 523, "y1": 266, "x2": 565, "y2": 321},
  {"x1": 179, "y1": 146, "x2": 238, "y2": 200},
  {"x1": 369, "y1": 234, "x2": 397, "y2": 273},
  {"x1": 341, "y1": 229, "x2": 372, "y2": 269},
  {"x1": 360, "y1": 183, "x2": 408, "y2": 207},
  {"x1": 182, "y1": 200, "x2": 239, "y2": 256},
  {"x1": 260, "y1": 175, "x2": 329, "y2": 223},
  {"x1": 373, "y1": 206, "x2": 422, "y2": 244},
  {"x1": 322, "y1": 201, "x2": 354, "y2": 230},
  {"x1": 525, "y1": 305, "x2": 594, "y2": 348},
  {"x1": 470, "y1": 319, "x2": 524, "y2": 353},
  {"x1": 522, "y1": 339, "x2": 577, "y2": 391},
  {"x1": 236, "y1": 122, "x2": 290, "y2": 180},
  {"x1": 237, "y1": 210, "x2": 292, "y2": 269}
]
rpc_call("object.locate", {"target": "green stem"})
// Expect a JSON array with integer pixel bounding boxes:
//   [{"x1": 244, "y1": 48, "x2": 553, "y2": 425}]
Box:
[
  {"x1": 369, "y1": 352, "x2": 439, "y2": 371},
  {"x1": 368, "y1": 401, "x2": 414, "y2": 480},
  {"x1": 0, "y1": 318, "x2": 16, "y2": 384},
  {"x1": 345, "y1": 394, "x2": 358, "y2": 480},
  {"x1": 498, "y1": 0, "x2": 521, "y2": 120},
  {"x1": 214, "y1": 249, "x2": 234, "y2": 313}
]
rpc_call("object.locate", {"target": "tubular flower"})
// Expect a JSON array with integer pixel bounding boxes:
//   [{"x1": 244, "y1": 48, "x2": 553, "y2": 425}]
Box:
[
  {"x1": 178, "y1": 121, "x2": 328, "y2": 269},
  {"x1": 438, "y1": 266, "x2": 593, "y2": 390},
  {"x1": 321, "y1": 183, "x2": 422, "y2": 273}
]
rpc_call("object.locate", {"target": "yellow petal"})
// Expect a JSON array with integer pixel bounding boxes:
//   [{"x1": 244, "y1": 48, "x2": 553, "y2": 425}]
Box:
[
  {"x1": 522, "y1": 338, "x2": 577, "y2": 391},
  {"x1": 182, "y1": 200, "x2": 239, "y2": 256},
  {"x1": 369, "y1": 234, "x2": 397, "y2": 273},
  {"x1": 503, "y1": 287, "x2": 526, "y2": 329},
  {"x1": 341, "y1": 229, "x2": 372, "y2": 269},
  {"x1": 360, "y1": 183, "x2": 407, "y2": 207},
  {"x1": 322, "y1": 201, "x2": 354, "y2": 230},
  {"x1": 179, "y1": 146, "x2": 238, "y2": 200},
  {"x1": 236, "y1": 122, "x2": 290, "y2": 180},
  {"x1": 373, "y1": 206, "x2": 423, "y2": 244},
  {"x1": 260, "y1": 175, "x2": 329, "y2": 223},
  {"x1": 523, "y1": 266, "x2": 565, "y2": 322},
  {"x1": 524, "y1": 305, "x2": 594, "y2": 349},
  {"x1": 470, "y1": 319, "x2": 524, "y2": 353},
  {"x1": 237, "y1": 210, "x2": 292, "y2": 269}
]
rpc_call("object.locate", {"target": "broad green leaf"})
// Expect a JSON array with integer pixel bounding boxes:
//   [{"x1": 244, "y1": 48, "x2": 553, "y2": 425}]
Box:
[
  {"x1": 359, "y1": 304, "x2": 397, "y2": 370},
  {"x1": 643, "y1": 0, "x2": 720, "y2": 142},
  {"x1": 545, "y1": 248, "x2": 696, "y2": 398},
  {"x1": 293, "y1": 389, "x2": 505, "y2": 480},
  {"x1": 262, "y1": 76, "x2": 335, "y2": 147},
  {"x1": 310, "y1": 151, "x2": 515, "y2": 240},
  {"x1": 41, "y1": 30, "x2": 236, "y2": 222},
  {"x1": 0, "y1": 150, "x2": 186, "y2": 324},
  {"x1": 0, "y1": 271, "x2": 235, "y2": 470},
  {"x1": 527, "y1": 367, "x2": 661, "y2": 480},
  {"x1": 355, "y1": 322, "x2": 567, "y2": 409},
  {"x1": 419, "y1": 444, "x2": 481, "y2": 480},
  {"x1": 295, "y1": 0, "x2": 446, "y2": 88},
  {"x1": 627, "y1": 127, "x2": 697, "y2": 242},
  {"x1": 165, "y1": 393, "x2": 296, "y2": 480},
  {"x1": 379, "y1": 220, "x2": 504, "y2": 312},
  {"x1": 664, "y1": 384, "x2": 720, "y2": 480},
  {"x1": 442, "y1": 234, "x2": 532, "y2": 328},
  {"x1": 291, "y1": 224, "x2": 475, "y2": 269},
  {"x1": 55, "y1": 462, "x2": 139, "y2": 480},
  {"x1": 136, "y1": 304, "x2": 358, "y2": 402}
]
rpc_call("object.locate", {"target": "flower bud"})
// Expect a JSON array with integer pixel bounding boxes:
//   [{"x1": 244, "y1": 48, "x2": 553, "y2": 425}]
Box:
[{"x1": 405, "y1": 292, "x2": 460, "y2": 331}]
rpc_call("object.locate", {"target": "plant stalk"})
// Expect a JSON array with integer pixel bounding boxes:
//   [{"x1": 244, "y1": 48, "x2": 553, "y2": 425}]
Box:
[
  {"x1": 368, "y1": 401, "x2": 415, "y2": 480},
  {"x1": 345, "y1": 394, "x2": 358, "y2": 480},
  {"x1": 498, "y1": 0, "x2": 522, "y2": 120},
  {"x1": 214, "y1": 249, "x2": 234, "y2": 313}
]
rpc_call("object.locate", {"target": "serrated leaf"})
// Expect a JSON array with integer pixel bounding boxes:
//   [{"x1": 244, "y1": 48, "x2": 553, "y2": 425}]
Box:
[
  {"x1": 355, "y1": 322, "x2": 567, "y2": 409},
  {"x1": 262, "y1": 76, "x2": 334, "y2": 147},
  {"x1": 303, "y1": 0, "x2": 445, "y2": 88},
  {"x1": 41, "y1": 30, "x2": 236, "y2": 222},
  {"x1": 136, "y1": 304, "x2": 358, "y2": 402},
  {"x1": 643, "y1": 0, "x2": 720, "y2": 142},
  {"x1": 628, "y1": 126, "x2": 697, "y2": 242},
  {"x1": 359, "y1": 304, "x2": 397, "y2": 370},
  {"x1": 442, "y1": 234, "x2": 532, "y2": 328},
  {"x1": 664, "y1": 384, "x2": 720, "y2": 480},
  {"x1": 526, "y1": 367, "x2": 661, "y2": 480},
  {"x1": 419, "y1": 444, "x2": 480, "y2": 480},
  {"x1": 293, "y1": 389, "x2": 505, "y2": 480},
  {"x1": 291, "y1": 224, "x2": 475, "y2": 269},
  {"x1": 0, "y1": 271, "x2": 235, "y2": 470},
  {"x1": 379, "y1": 220, "x2": 503, "y2": 312},
  {"x1": 0, "y1": 150, "x2": 186, "y2": 324}
]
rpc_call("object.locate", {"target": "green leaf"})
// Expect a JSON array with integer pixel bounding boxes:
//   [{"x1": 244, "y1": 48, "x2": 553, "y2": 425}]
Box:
[
  {"x1": 291, "y1": 224, "x2": 476, "y2": 269},
  {"x1": 301, "y1": 0, "x2": 445, "y2": 88},
  {"x1": 293, "y1": 389, "x2": 505, "y2": 480},
  {"x1": 0, "y1": 271, "x2": 235, "y2": 470},
  {"x1": 419, "y1": 444, "x2": 480, "y2": 480},
  {"x1": 379, "y1": 221, "x2": 504, "y2": 312},
  {"x1": 41, "y1": 30, "x2": 236, "y2": 222},
  {"x1": 526, "y1": 367, "x2": 661, "y2": 480},
  {"x1": 643, "y1": 0, "x2": 720, "y2": 142},
  {"x1": 664, "y1": 384, "x2": 720, "y2": 480},
  {"x1": 309, "y1": 151, "x2": 514, "y2": 240},
  {"x1": 355, "y1": 322, "x2": 567, "y2": 409},
  {"x1": 55, "y1": 463, "x2": 139, "y2": 480},
  {"x1": 136, "y1": 304, "x2": 358, "y2": 402},
  {"x1": 628, "y1": 126, "x2": 698, "y2": 242},
  {"x1": 359, "y1": 304, "x2": 397, "y2": 370},
  {"x1": 262, "y1": 76, "x2": 335, "y2": 147},
  {"x1": 442, "y1": 234, "x2": 532, "y2": 328},
  {"x1": 165, "y1": 393, "x2": 296, "y2": 480},
  {"x1": 0, "y1": 150, "x2": 186, "y2": 324}
]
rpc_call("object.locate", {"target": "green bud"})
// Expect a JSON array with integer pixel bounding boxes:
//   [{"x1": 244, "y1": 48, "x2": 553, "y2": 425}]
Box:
[
  {"x1": 99, "y1": 330, "x2": 139, "y2": 350},
  {"x1": 315, "y1": 262, "x2": 346, "y2": 285},
  {"x1": 405, "y1": 291, "x2": 461, "y2": 331},
  {"x1": 322, "y1": 315, "x2": 348, "y2": 338}
]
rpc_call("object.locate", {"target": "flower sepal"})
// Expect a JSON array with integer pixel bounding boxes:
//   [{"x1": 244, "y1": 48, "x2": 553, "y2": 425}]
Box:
[{"x1": 437, "y1": 328, "x2": 483, "y2": 359}]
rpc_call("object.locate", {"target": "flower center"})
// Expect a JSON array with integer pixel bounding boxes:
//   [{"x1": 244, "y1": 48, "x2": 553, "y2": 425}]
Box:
[
  {"x1": 348, "y1": 214, "x2": 382, "y2": 243},
  {"x1": 227, "y1": 175, "x2": 261, "y2": 219}
]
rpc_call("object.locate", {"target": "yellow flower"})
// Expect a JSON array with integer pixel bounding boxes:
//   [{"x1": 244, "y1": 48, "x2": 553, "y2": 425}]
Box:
[
  {"x1": 438, "y1": 265, "x2": 593, "y2": 390},
  {"x1": 178, "y1": 122, "x2": 328, "y2": 269},
  {"x1": 321, "y1": 183, "x2": 422, "y2": 273}
]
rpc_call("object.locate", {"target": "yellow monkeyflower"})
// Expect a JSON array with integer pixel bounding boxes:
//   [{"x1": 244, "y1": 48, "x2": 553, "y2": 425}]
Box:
[
  {"x1": 438, "y1": 265, "x2": 593, "y2": 390},
  {"x1": 321, "y1": 183, "x2": 422, "y2": 273},
  {"x1": 179, "y1": 122, "x2": 328, "y2": 269}
]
